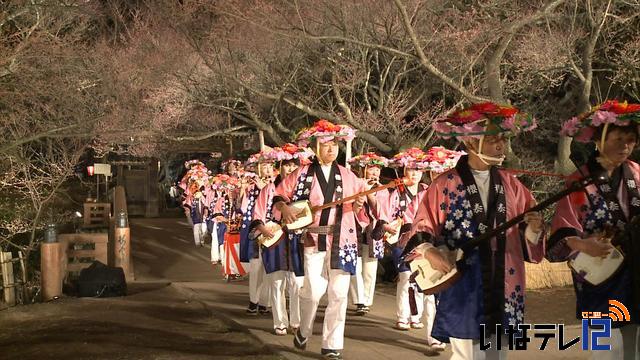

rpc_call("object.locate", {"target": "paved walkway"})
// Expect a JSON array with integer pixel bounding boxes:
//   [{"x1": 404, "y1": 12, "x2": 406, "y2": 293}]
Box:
[
  {"x1": 132, "y1": 218, "x2": 587, "y2": 360},
  {"x1": 0, "y1": 217, "x2": 590, "y2": 359}
]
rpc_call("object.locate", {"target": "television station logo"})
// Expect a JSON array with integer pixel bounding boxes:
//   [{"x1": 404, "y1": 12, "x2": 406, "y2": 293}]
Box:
[{"x1": 479, "y1": 299, "x2": 631, "y2": 351}]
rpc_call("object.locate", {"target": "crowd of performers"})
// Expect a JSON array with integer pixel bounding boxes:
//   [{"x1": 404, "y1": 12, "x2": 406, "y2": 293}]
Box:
[{"x1": 180, "y1": 100, "x2": 639, "y2": 360}]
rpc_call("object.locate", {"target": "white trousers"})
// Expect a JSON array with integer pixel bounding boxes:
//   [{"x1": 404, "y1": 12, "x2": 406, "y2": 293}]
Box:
[
  {"x1": 590, "y1": 324, "x2": 639, "y2": 360},
  {"x1": 361, "y1": 245, "x2": 378, "y2": 307},
  {"x1": 267, "y1": 271, "x2": 288, "y2": 328},
  {"x1": 450, "y1": 335, "x2": 506, "y2": 360},
  {"x1": 424, "y1": 294, "x2": 438, "y2": 344},
  {"x1": 349, "y1": 245, "x2": 379, "y2": 306},
  {"x1": 287, "y1": 271, "x2": 304, "y2": 328},
  {"x1": 219, "y1": 244, "x2": 225, "y2": 268},
  {"x1": 299, "y1": 248, "x2": 351, "y2": 350},
  {"x1": 396, "y1": 271, "x2": 424, "y2": 323},
  {"x1": 210, "y1": 223, "x2": 220, "y2": 263},
  {"x1": 349, "y1": 256, "x2": 365, "y2": 305},
  {"x1": 267, "y1": 270, "x2": 303, "y2": 329},
  {"x1": 249, "y1": 255, "x2": 269, "y2": 306},
  {"x1": 192, "y1": 223, "x2": 206, "y2": 246}
]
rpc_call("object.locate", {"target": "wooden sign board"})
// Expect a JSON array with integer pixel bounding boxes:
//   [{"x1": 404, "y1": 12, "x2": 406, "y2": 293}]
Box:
[{"x1": 94, "y1": 163, "x2": 112, "y2": 176}]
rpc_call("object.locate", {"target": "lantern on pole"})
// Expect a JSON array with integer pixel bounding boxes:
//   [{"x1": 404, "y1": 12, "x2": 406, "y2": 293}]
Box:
[
  {"x1": 44, "y1": 224, "x2": 57, "y2": 243},
  {"x1": 116, "y1": 211, "x2": 128, "y2": 228}
]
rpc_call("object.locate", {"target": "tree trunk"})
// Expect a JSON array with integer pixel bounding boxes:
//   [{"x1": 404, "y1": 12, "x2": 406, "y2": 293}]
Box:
[{"x1": 555, "y1": 1, "x2": 611, "y2": 174}]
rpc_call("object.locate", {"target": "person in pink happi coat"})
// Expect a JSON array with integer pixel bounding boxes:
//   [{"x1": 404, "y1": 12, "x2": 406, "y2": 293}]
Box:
[{"x1": 273, "y1": 120, "x2": 367, "y2": 359}]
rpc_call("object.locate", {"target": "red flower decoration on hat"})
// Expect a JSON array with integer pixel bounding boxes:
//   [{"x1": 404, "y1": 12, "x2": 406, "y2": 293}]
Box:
[
  {"x1": 435, "y1": 102, "x2": 535, "y2": 140},
  {"x1": 315, "y1": 119, "x2": 342, "y2": 132},
  {"x1": 282, "y1": 143, "x2": 299, "y2": 154},
  {"x1": 560, "y1": 99, "x2": 640, "y2": 142},
  {"x1": 295, "y1": 119, "x2": 356, "y2": 147},
  {"x1": 448, "y1": 110, "x2": 484, "y2": 125},
  {"x1": 599, "y1": 100, "x2": 640, "y2": 115}
]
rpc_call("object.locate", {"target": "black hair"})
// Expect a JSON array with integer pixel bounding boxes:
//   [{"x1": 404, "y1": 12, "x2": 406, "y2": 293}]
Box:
[
  {"x1": 280, "y1": 158, "x2": 299, "y2": 166},
  {"x1": 595, "y1": 124, "x2": 639, "y2": 142}
]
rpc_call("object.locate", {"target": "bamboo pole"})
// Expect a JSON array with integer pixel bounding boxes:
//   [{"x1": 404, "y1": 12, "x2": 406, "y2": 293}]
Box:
[
  {"x1": 1, "y1": 252, "x2": 16, "y2": 305},
  {"x1": 18, "y1": 251, "x2": 27, "y2": 302}
]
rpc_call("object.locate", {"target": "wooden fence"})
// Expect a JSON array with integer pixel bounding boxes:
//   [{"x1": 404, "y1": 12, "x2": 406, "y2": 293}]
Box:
[
  {"x1": 0, "y1": 251, "x2": 27, "y2": 307},
  {"x1": 58, "y1": 233, "x2": 109, "y2": 278}
]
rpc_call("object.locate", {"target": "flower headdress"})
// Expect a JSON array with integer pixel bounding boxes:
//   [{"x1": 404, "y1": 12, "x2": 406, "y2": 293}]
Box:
[
  {"x1": 181, "y1": 165, "x2": 211, "y2": 192},
  {"x1": 560, "y1": 100, "x2": 640, "y2": 143},
  {"x1": 209, "y1": 174, "x2": 240, "y2": 191},
  {"x1": 268, "y1": 143, "x2": 315, "y2": 162},
  {"x1": 221, "y1": 159, "x2": 243, "y2": 172},
  {"x1": 188, "y1": 169, "x2": 211, "y2": 181},
  {"x1": 390, "y1": 148, "x2": 431, "y2": 170},
  {"x1": 433, "y1": 102, "x2": 537, "y2": 140},
  {"x1": 348, "y1": 152, "x2": 389, "y2": 168},
  {"x1": 245, "y1": 147, "x2": 278, "y2": 166},
  {"x1": 184, "y1": 159, "x2": 205, "y2": 170},
  {"x1": 423, "y1": 146, "x2": 466, "y2": 173},
  {"x1": 296, "y1": 120, "x2": 356, "y2": 147}
]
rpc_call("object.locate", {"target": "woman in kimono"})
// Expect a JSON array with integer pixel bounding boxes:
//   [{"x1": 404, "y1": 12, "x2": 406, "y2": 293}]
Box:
[
  {"x1": 183, "y1": 180, "x2": 208, "y2": 247},
  {"x1": 250, "y1": 144, "x2": 313, "y2": 335},
  {"x1": 181, "y1": 160, "x2": 208, "y2": 226},
  {"x1": 206, "y1": 184, "x2": 222, "y2": 264},
  {"x1": 396, "y1": 146, "x2": 465, "y2": 350},
  {"x1": 346, "y1": 153, "x2": 389, "y2": 316},
  {"x1": 274, "y1": 144, "x2": 311, "y2": 329},
  {"x1": 375, "y1": 148, "x2": 430, "y2": 332},
  {"x1": 181, "y1": 160, "x2": 210, "y2": 247},
  {"x1": 550, "y1": 100, "x2": 640, "y2": 359},
  {"x1": 208, "y1": 160, "x2": 240, "y2": 270},
  {"x1": 239, "y1": 150, "x2": 274, "y2": 315},
  {"x1": 210, "y1": 167, "x2": 244, "y2": 281},
  {"x1": 403, "y1": 102, "x2": 544, "y2": 359},
  {"x1": 273, "y1": 120, "x2": 367, "y2": 359}
]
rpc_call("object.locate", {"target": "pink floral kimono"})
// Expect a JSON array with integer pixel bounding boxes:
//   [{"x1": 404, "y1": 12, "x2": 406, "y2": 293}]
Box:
[
  {"x1": 407, "y1": 156, "x2": 545, "y2": 342},
  {"x1": 273, "y1": 160, "x2": 368, "y2": 274}
]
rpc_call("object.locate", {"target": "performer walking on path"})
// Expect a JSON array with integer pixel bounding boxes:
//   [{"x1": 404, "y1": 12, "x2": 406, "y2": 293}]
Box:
[
  {"x1": 550, "y1": 99, "x2": 640, "y2": 360},
  {"x1": 377, "y1": 148, "x2": 430, "y2": 332},
  {"x1": 249, "y1": 144, "x2": 313, "y2": 334},
  {"x1": 273, "y1": 120, "x2": 367, "y2": 359},
  {"x1": 347, "y1": 152, "x2": 389, "y2": 316},
  {"x1": 403, "y1": 102, "x2": 545, "y2": 359},
  {"x1": 240, "y1": 150, "x2": 275, "y2": 315}
]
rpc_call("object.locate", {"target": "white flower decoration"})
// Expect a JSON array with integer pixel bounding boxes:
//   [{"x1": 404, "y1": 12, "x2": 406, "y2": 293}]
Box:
[{"x1": 445, "y1": 220, "x2": 455, "y2": 230}]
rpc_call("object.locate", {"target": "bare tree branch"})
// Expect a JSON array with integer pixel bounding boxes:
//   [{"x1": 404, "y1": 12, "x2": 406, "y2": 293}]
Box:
[
  {"x1": 485, "y1": 0, "x2": 567, "y2": 101},
  {"x1": 0, "y1": 124, "x2": 81, "y2": 154},
  {"x1": 392, "y1": 0, "x2": 489, "y2": 102},
  {"x1": 164, "y1": 126, "x2": 251, "y2": 141}
]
